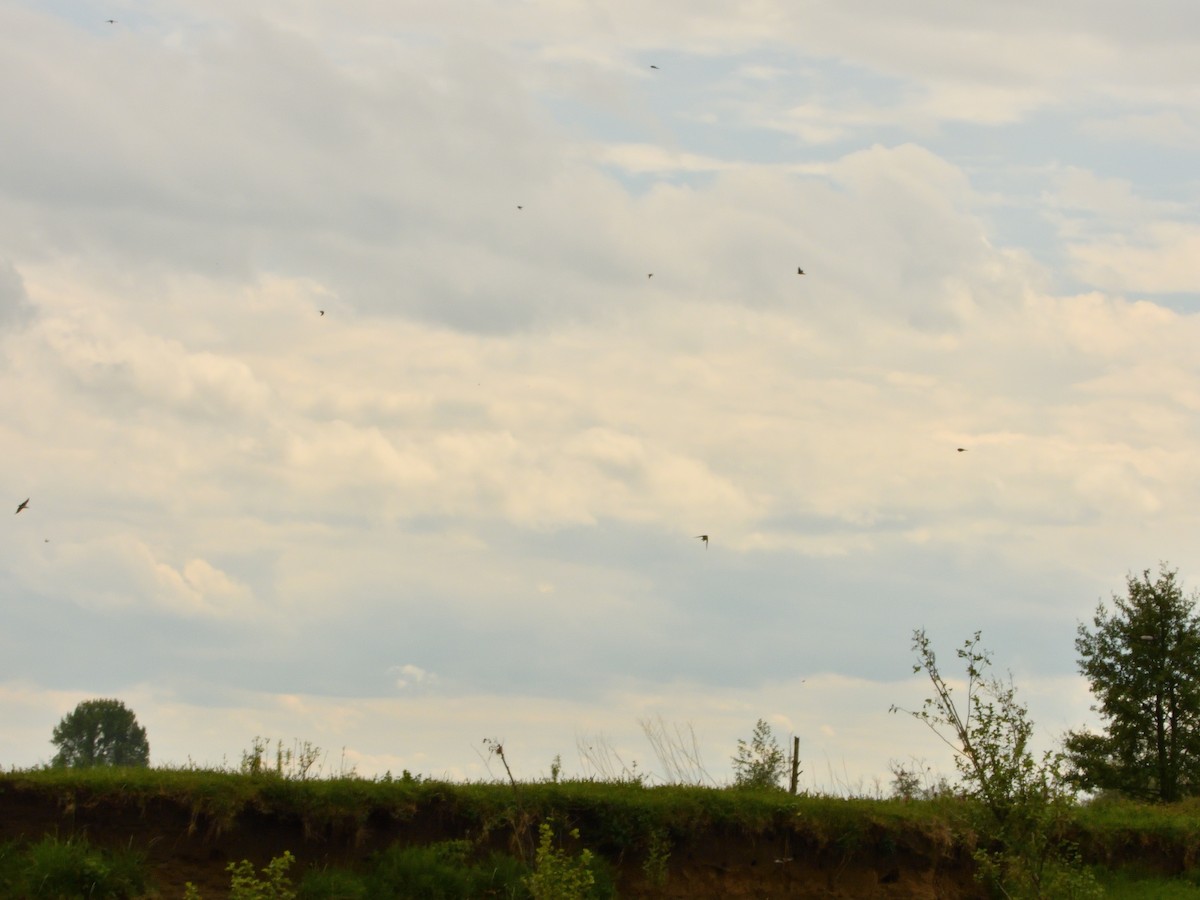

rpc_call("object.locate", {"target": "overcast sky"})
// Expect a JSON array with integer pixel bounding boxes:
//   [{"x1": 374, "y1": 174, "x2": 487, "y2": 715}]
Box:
[{"x1": 1, "y1": 0, "x2": 1198, "y2": 787}]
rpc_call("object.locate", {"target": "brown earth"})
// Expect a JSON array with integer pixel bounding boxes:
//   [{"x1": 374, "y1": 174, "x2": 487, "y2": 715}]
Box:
[{"x1": 0, "y1": 782, "x2": 980, "y2": 899}]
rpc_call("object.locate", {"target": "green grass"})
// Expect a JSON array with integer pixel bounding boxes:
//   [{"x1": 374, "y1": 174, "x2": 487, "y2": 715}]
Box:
[
  {"x1": 0, "y1": 767, "x2": 968, "y2": 863},
  {"x1": 7, "y1": 766, "x2": 1200, "y2": 895},
  {"x1": 1094, "y1": 867, "x2": 1200, "y2": 898}
]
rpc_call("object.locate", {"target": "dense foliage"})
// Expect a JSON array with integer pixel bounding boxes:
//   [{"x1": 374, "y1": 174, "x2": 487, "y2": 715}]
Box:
[
  {"x1": 0, "y1": 836, "x2": 147, "y2": 899},
  {"x1": 1, "y1": 768, "x2": 1200, "y2": 896},
  {"x1": 51, "y1": 698, "x2": 150, "y2": 769},
  {"x1": 1067, "y1": 565, "x2": 1200, "y2": 802}
]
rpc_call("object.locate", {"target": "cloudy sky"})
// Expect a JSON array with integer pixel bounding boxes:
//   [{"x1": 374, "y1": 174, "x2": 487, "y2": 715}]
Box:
[{"x1": 1, "y1": 0, "x2": 1198, "y2": 787}]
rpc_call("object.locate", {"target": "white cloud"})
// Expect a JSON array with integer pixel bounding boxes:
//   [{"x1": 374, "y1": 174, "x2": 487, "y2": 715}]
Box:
[
  {"x1": 389, "y1": 664, "x2": 436, "y2": 690},
  {"x1": 1080, "y1": 110, "x2": 1200, "y2": 148},
  {"x1": 1066, "y1": 223, "x2": 1200, "y2": 293},
  {"x1": 20, "y1": 534, "x2": 254, "y2": 618},
  {"x1": 0, "y1": 0, "x2": 1194, "y2": 788}
]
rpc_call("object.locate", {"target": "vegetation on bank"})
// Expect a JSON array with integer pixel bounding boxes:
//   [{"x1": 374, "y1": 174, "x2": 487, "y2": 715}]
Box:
[
  {"x1": 3, "y1": 767, "x2": 1200, "y2": 898},
  {"x1": 0, "y1": 835, "x2": 147, "y2": 899}
]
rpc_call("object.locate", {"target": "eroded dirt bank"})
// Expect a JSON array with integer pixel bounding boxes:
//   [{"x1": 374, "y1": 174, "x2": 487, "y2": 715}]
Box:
[{"x1": 0, "y1": 780, "x2": 978, "y2": 898}]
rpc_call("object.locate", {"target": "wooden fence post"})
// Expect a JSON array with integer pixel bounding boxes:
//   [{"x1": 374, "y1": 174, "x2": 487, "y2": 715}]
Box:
[{"x1": 789, "y1": 736, "x2": 800, "y2": 794}]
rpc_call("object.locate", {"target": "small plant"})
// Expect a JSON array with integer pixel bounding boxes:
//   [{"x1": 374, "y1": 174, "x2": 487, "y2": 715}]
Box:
[
  {"x1": 889, "y1": 761, "x2": 922, "y2": 801},
  {"x1": 642, "y1": 828, "x2": 671, "y2": 889},
  {"x1": 240, "y1": 738, "x2": 328, "y2": 780},
  {"x1": 888, "y1": 758, "x2": 954, "y2": 801},
  {"x1": 527, "y1": 819, "x2": 596, "y2": 900},
  {"x1": 731, "y1": 718, "x2": 786, "y2": 790},
  {"x1": 288, "y1": 740, "x2": 323, "y2": 780},
  {"x1": 227, "y1": 851, "x2": 297, "y2": 900},
  {"x1": 240, "y1": 736, "x2": 270, "y2": 776}
]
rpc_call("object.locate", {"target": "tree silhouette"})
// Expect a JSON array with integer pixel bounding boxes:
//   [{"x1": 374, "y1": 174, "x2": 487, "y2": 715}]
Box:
[
  {"x1": 1067, "y1": 565, "x2": 1200, "y2": 801},
  {"x1": 51, "y1": 698, "x2": 149, "y2": 768}
]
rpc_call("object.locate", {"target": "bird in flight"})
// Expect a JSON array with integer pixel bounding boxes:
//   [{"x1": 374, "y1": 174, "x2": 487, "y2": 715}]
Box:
[
  {"x1": 319, "y1": 310, "x2": 325, "y2": 316},
  {"x1": 695, "y1": 534, "x2": 708, "y2": 547},
  {"x1": 15, "y1": 498, "x2": 29, "y2": 514},
  {"x1": 106, "y1": 19, "x2": 116, "y2": 24},
  {"x1": 650, "y1": 65, "x2": 659, "y2": 69},
  {"x1": 797, "y1": 267, "x2": 805, "y2": 275},
  {"x1": 648, "y1": 273, "x2": 653, "y2": 278},
  {"x1": 517, "y1": 205, "x2": 523, "y2": 210},
  {"x1": 957, "y1": 448, "x2": 967, "y2": 453}
]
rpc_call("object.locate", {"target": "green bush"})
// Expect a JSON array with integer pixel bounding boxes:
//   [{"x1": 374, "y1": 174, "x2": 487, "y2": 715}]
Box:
[
  {"x1": 187, "y1": 851, "x2": 297, "y2": 900},
  {"x1": 229, "y1": 851, "x2": 297, "y2": 900},
  {"x1": 527, "y1": 821, "x2": 595, "y2": 900},
  {"x1": 3, "y1": 836, "x2": 148, "y2": 899},
  {"x1": 364, "y1": 840, "x2": 528, "y2": 899}
]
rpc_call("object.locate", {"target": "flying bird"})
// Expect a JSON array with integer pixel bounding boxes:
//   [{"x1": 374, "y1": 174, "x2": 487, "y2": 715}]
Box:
[
  {"x1": 106, "y1": 18, "x2": 116, "y2": 24},
  {"x1": 650, "y1": 65, "x2": 659, "y2": 69},
  {"x1": 15, "y1": 498, "x2": 28, "y2": 514},
  {"x1": 319, "y1": 310, "x2": 325, "y2": 316},
  {"x1": 517, "y1": 205, "x2": 523, "y2": 210},
  {"x1": 957, "y1": 448, "x2": 967, "y2": 453},
  {"x1": 797, "y1": 267, "x2": 805, "y2": 275},
  {"x1": 648, "y1": 273, "x2": 653, "y2": 278},
  {"x1": 695, "y1": 534, "x2": 708, "y2": 547}
]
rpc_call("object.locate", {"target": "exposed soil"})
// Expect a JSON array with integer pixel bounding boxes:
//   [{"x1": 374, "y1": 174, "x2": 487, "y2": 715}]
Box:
[{"x1": 0, "y1": 782, "x2": 980, "y2": 898}]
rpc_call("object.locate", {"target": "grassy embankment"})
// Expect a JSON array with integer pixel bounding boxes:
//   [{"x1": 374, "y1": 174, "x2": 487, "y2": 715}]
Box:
[{"x1": 0, "y1": 766, "x2": 1198, "y2": 896}]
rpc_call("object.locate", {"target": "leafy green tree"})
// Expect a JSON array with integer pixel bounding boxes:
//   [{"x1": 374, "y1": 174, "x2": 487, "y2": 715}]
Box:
[
  {"x1": 1066, "y1": 565, "x2": 1200, "y2": 802},
  {"x1": 893, "y1": 630, "x2": 1098, "y2": 899},
  {"x1": 731, "y1": 718, "x2": 786, "y2": 790},
  {"x1": 50, "y1": 698, "x2": 149, "y2": 768}
]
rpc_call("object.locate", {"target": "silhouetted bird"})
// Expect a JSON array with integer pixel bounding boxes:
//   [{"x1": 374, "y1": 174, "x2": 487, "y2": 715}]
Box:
[
  {"x1": 957, "y1": 448, "x2": 967, "y2": 453},
  {"x1": 15, "y1": 499, "x2": 28, "y2": 514},
  {"x1": 517, "y1": 205, "x2": 523, "y2": 209},
  {"x1": 106, "y1": 19, "x2": 116, "y2": 24},
  {"x1": 797, "y1": 267, "x2": 805, "y2": 274},
  {"x1": 648, "y1": 273, "x2": 653, "y2": 278},
  {"x1": 695, "y1": 534, "x2": 708, "y2": 547},
  {"x1": 650, "y1": 65, "x2": 659, "y2": 69},
  {"x1": 319, "y1": 310, "x2": 325, "y2": 316}
]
